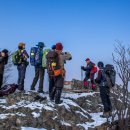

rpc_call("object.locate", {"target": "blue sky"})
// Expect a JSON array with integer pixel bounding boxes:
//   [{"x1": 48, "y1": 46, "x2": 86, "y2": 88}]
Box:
[{"x1": 0, "y1": 0, "x2": 130, "y2": 90}]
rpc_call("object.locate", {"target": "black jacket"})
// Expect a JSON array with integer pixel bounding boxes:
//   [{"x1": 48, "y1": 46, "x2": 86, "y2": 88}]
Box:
[
  {"x1": 0, "y1": 54, "x2": 8, "y2": 74},
  {"x1": 82, "y1": 61, "x2": 94, "y2": 72},
  {"x1": 95, "y1": 67, "x2": 107, "y2": 86}
]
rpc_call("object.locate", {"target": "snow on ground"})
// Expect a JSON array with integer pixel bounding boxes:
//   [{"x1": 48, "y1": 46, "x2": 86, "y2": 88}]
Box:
[
  {"x1": 62, "y1": 92, "x2": 99, "y2": 100},
  {"x1": 0, "y1": 113, "x2": 26, "y2": 119},
  {"x1": 0, "y1": 100, "x2": 55, "y2": 112},
  {"x1": 0, "y1": 99, "x2": 6, "y2": 104},
  {"x1": 21, "y1": 112, "x2": 107, "y2": 130},
  {"x1": 0, "y1": 92, "x2": 112, "y2": 129},
  {"x1": 32, "y1": 112, "x2": 40, "y2": 118},
  {"x1": 77, "y1": 112, "x2": 107, "y2": 129},
  {"x1": 60, "y1": 120, "x2": 71, "y2": 126}
]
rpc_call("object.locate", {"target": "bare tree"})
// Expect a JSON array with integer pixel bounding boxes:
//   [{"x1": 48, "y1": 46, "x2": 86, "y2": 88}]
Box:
[{"x1": 112, "y1": 41, "x2": 130, "y2": 130}]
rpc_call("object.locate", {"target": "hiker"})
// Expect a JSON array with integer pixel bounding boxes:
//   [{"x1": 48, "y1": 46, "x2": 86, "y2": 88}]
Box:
[
  {"x1": 81, "y1": 58, "x2": 97, "y2": 90},
  {"x1": 30, "y1": 42, "x2": 46, "y2": 93},
  {"x1": 46, "y1": 43, "x2": 72, "y2": 104},
  {"x1": 48, "y1": 45, "x2": 56, "y2": 98},
  {"x1": 95, "y1": 61, "x2": 112, "y2": 118},
  {"x1": 0, "y1": 49, "x2": 9, "y2": 88},
  {"x1": 13, "y1": 43, "x2": 29, "y2": 91}
]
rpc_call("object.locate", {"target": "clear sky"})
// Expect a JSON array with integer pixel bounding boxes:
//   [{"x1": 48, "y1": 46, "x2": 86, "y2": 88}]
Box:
[{"x1": 0, "y1": 0, "x2": 130, "y2": 90}]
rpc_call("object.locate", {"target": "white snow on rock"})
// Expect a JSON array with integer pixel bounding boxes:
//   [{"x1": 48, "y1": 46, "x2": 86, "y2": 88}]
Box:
[
  {"x1": 0, "y1": 113, "x2": 26, "y2": 119},
  {"x1": 62, "y1": 92, "x2": 99, "y2": 99},
  {"x1": 0, "y1": 99, "x2": 6, "y2": 104},
  {"x1": 60, "y1": 120, "x2": 71, "y2": 126},
  {"x1": 21, "y1": 127, "x2": 48, "y2": 130},
  {"x1": 0, "y1": 100, "x2": 55, "y2": 111},
  {"x1": 77, "y1": 112, "x2": 107, "y2": 129},
  {"x1": 0, "y1": 92, "x2": 119, "y2": 129},
  {"x1": 32, "y1": 112, "x2": 40, "y2": 118}
]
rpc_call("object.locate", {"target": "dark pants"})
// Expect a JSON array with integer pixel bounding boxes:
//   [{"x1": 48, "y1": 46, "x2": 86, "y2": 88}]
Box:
[
  {"x1": 49, "y1": 76, "x2": 55, "y2": 97},
  {"x1": 84, "y1": 72, "x2": 95, "y2": 84},
  {"x1": 50, "y1": 75, "x2": 64, "y2": 104},
  {"x1": 31, "y1": 67, "x2": 45, "y2": 92},
  {"x1": 17, "y1": 64, "x2": 27, "y2": 90},
  {"x1": 99, "y1": 86, "x2": 112, "y2": 112},
  {"x1": 0, "y1": 74, "x2": 3, "y2": 88}
]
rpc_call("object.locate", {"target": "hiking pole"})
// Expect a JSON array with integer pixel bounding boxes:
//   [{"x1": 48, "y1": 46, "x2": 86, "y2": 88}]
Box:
[{"x1": 81, "y1": 69, "x2": 83, "y2": 81}]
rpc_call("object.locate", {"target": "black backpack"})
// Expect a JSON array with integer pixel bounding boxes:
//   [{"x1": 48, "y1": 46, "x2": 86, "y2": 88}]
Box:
[
  {"x1": 46, "y1": 51, "x2": 60, "y2": 76},
  {"x1": 104, "y1": 64, "x2": 116, "y2": 87}
]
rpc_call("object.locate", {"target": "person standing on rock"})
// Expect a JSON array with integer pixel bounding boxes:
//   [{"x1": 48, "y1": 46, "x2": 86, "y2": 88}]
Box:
[
  {"x1": 81, "y1": 58, "x2": 97, "y2": 90},
  {"x1": 30, "y1": 42, "x2": 46, "y2": 93},
  {"x1": 48, "y1": 45, "x2": 56, "y2": 98},
  {"x1": 46, "y1": 43, "x2": 72, "y2": 104},
  {"x1": 0, "y1": 49, "x2": 9, "y2": 88},
  {"x1": 13, "y1": 43, "x2": 29, "y2": 91},
  {"x1": 95, "y1": 61, "x2": 112, "y2": 118}
]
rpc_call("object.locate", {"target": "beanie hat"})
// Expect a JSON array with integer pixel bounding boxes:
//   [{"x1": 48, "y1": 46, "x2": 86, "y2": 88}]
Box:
[
  {"x1": 2, "y1": 49, "x2": 9, "y2": 54},
  {"x1": 18, "y1": 42, "x2": 25, "y2": 47},
  {"x1": 85, "y1": 58, "x2": 90, "y2": 61},
  {"x1": 51, "y1": 45, "x2": 56, "y2": 50},
  {"x1": 56, "y1": 43, "x2": 63, "y2": 51},
  {"x1": 98, "y1": 61, "x2": 104, "y2": 68}
]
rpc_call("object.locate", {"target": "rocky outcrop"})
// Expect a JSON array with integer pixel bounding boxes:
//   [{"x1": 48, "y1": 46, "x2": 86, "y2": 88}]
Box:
[
  {"x1": 0, "y1": 85, "x2": 130, "y2": 130},
  {"x1": 0, "y1": 91, "x2": 94, "y2": 130}
]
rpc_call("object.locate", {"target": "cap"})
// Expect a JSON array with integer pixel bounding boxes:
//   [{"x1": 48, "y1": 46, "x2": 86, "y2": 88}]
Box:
[
  {"x1": 36, "y1": 42, "x2": 46, "y2": 47},
  {"x1": 56, "y1": 42, "x2": 63, "y2": 51},
  {"x1": 85, "y1": 58, "x2": 90, "y2": 61}
]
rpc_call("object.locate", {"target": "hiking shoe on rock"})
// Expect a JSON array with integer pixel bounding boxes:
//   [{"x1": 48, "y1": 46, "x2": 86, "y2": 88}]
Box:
[
  {"x1": 37, "y1": 90, "x2": 44, "y2": 94},
  {"x1": 55, "y1": 100, "x2": 63, "y2": 104},
  {"x1": 100, "y1": 112, "x2": 110, "y2": 118},
  {"x1": 30, "y1": 88, "x2": 35, "y2": 91}
]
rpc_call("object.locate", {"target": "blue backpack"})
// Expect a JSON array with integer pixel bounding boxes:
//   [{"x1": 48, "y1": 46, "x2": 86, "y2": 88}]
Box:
[{"x1": 30, "y1": 47, "x2": 43, "y2": 66}]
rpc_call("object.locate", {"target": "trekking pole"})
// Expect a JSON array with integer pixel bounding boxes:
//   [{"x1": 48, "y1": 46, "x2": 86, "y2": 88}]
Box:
[
  {"x1": 81, "y1": 69, "x2": 84, "y2": 89},
  {"x1": 81, "y1": 69, "x2": 83, "y2": 81}
]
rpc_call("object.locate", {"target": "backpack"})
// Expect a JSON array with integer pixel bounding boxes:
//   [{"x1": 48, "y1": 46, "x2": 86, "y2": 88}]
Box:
[
  {"x1": 42, "y1": 49, "x2": 50, "y2": 68},
  {"x1": 30, "y1": 47, "x2": 43, "y2": 66},
  {"x1": 104, "y1": 64, "x2": 116, "y2": 87},
  {"x1": 46, "y1": 51, "x2": 62, "y2": 76},
  {"x1": 91, "y1": 63, "x2": 97, "y2": 73},
  {"x1": 12, "y1": 50, "x2": 22, "y2": 65},
  {"x1": 30, "y1": 47, "x2": 38, "y2": 66},
  {"x1": 0, "y1": 84, "x2": 18, "y2": 97}
]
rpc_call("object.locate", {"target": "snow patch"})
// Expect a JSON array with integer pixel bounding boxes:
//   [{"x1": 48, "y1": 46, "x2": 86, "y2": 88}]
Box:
[
  {"x1": 60, "y1": 120, "x2": 71, "y2": 126},
  {"x1": 0, "y1": 99, "x2": 6, "y2": 104},
  {"x1": 32, "y1": 112, "x2": 40, "y2": 118},
  {"x1": 63, "y1": 92, "x2": 99, "y2": 99},
  {"x1": 76, "y1": 111, "x2": 88, "y2": 118},
  {"x1": 77, "y1": 112, "x2": 107, "y2": 129}
]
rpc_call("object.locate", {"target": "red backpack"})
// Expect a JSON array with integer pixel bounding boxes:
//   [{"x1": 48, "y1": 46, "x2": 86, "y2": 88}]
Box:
[
  {"x1": 91, "y1": 64, "x2": 97, "y2": 73},
  {"x1": 0, "y1": 84, "x2": 17, "y2": 97}
]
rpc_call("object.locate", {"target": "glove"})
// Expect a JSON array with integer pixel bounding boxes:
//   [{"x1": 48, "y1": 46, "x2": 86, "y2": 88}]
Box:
[
  {"x1": 81, "y1": 66, "x2": 84, "y2": 70},
  {"x1": 69, "y1": 57, "x2": 72, "y2": 60}
]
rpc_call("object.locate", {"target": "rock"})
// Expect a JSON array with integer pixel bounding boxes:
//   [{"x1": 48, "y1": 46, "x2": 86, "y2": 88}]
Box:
[
  {"x1": 88, "y1": 127, "x2": 96, "y2": 130},
  {"x1": 16, "y1": 118, "x2": 22, "y2": 126}
]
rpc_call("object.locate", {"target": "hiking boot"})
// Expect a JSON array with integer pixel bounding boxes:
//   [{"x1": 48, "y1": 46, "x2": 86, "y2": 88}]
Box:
[
  {"x1": 84, "y1": 81, "x2": 88, "y2": 89},
  {"x1": 91, "y1": 84, "x2": 96, "y2": 91},
  {"x1": 30, "y1": 88, "x2": 35, "y2": 91},
  {"x1": 55, "y1": 100, "x2": 63, "y2": 104},
  {"x1": 100, "y1": 112, "x2": 110, "y2": 118},
  {"x1": 37, "y1": 90, "x2": 44, "y2": 94}
]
